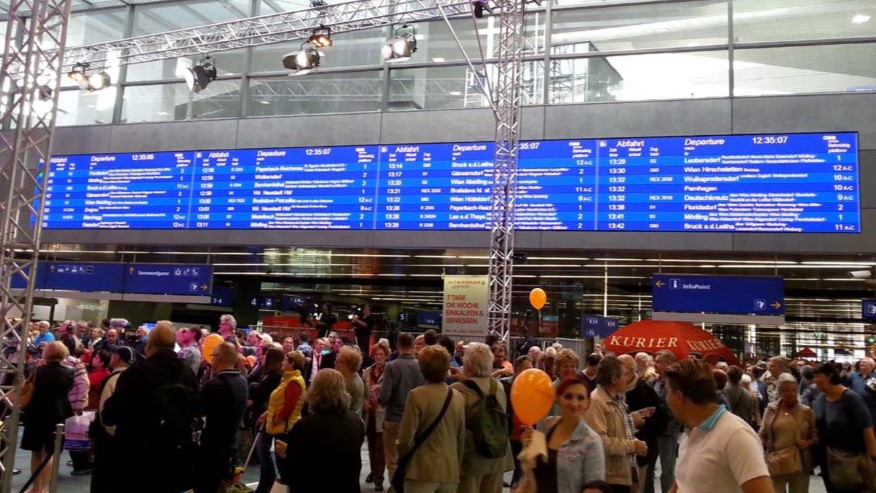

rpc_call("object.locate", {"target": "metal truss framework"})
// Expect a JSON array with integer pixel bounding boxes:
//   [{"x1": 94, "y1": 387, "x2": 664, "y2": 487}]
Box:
[
  {"x1": 487, "y1": 0, "x2": 526, "y2": 344},
  {"x1": 0, "y1": 0, "x2": 72, "y2": 490},
  {"x1": 56, "y1": 0, "x2": 472, "y2": 72},
  {"x1": 0, "y1": 0, "x2": 525, "y2": 440}
]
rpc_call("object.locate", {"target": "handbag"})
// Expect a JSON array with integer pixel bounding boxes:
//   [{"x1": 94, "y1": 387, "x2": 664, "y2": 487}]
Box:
[
  {"x1": 765, "y1": 405, "x2": 805, "y2": 477},
  {"x1": 390, "y1": 389, "x2": 453, "y2": 493},
  {"x1": 826, "y1": 447, "x2": 876, "y2": 490},
  {"x1": 766, "y1": 447, "x2": 801, "y2": 476},
  {"x1": 63, "y1": 411, "x2": 96, "y2": 450}
]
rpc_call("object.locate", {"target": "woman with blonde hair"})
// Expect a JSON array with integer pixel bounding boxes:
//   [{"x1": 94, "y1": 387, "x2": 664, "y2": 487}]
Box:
[
  {"x1": 285, "y1": 369, "x2": 365, "y2": 492},
  {"x1": 22, "y1": 341, "x2": 74, "y2": 493},
  {"x1": 335, "y1": 344, "x2": 365, "y2": 414},
  {"x1": 396, "y1": 345, "x2": 466, "y2": 493}
]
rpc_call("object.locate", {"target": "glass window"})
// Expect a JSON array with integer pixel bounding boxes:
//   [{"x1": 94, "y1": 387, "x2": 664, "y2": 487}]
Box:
[
  {"x1": 127, "y1": 49, "x2": 248, "y2": 82},
  {"x1": 128, "y1": 0, "x2": 250, "y2": 82},
  {"x1": 395, "y1": 14, "x2": 546, "y2": 65},
  {"x1": 251, "y1": 28, "x2": 387, "y2": 73},
  {"x1": 120, "y1": 83, "x2": 190, "y2": 123},
  {"x1": 121, "y1": 80, "x2": 242, "y2": 123},
  {"x1": 550, "y1": 51, "x2": 728, "y2": 103},
  {"x1": 734, "y1": 44, "x2": 876, "y2": 96},
  {"x1": 132, "y1": 0, "x2": 251, "y2": 36},
  {"x1": 733, "y1": 0, "x2": 876, "y2": 44},
  {"x1": 390, "y1": 62, "x2": 543, "y2": 111},
  {"x1": 551, "y1": 1, "x2": 727, "y2": 55},
  {"x1": 56, "y1": 88, "x2": 117, "y2": 126},
  {"x1": 260, "y1": 0, "x2": 321, "y2": 14},
  {"x1": 67, "y1": 8, "x2": 128, "y2": 45},
  {"x1": 246, "y1": 71, "x2": 383, "y2": 116},
  {"x1": 552, "y1": 0, "x2": 671, "y2": 7},
  {"x1": 192, "y1": 79, "x2": 242, "y2": 119}
]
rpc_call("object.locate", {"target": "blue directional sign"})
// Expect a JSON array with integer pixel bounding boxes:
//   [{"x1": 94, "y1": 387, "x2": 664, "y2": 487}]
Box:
[
  {"x1": 43, "y1": 262, "x2": 125, "y2": 292},
  {"x1": 210, "y1": 286, "x2": 234, "y2": 307},
  {"x1": 581, "y1": 314, "x2": 619, "y2": 339},
  {"x1": 652, "y1": 274, "x2": 785, "y2": 315},
  {"x1": 124, "y1": 264, "x2": 212, "y2": 295},
  {"x1": 863, "y1": 299, "x2": 876, "y2": 321},
  {"x1": 8, "y1": 265, "x2": 43, "y2": 290}
]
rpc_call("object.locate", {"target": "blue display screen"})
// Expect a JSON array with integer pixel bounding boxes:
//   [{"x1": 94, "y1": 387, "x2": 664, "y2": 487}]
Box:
[
  {"x1": 417, "y1": 311, "x2": 441, "y2": 326},
  {"x1": 41, "y1": 132, "x2": 860, "y2": 233}
]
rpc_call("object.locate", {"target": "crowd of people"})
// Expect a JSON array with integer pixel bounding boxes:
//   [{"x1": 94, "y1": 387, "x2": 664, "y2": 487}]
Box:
[{"x1": 11, "y1": 314, "x2": 876, "y2": 493}]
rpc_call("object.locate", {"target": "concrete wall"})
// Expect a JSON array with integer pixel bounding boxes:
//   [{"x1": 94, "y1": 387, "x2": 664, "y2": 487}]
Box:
[{"x1": 44, "y1": 93, "x2": 876, "y2": 254}]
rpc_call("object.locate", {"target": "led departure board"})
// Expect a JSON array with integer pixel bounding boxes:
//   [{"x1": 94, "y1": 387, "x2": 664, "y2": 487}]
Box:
[{"x1": 41, "y1": 132, "x2": 860, "y2": 233}]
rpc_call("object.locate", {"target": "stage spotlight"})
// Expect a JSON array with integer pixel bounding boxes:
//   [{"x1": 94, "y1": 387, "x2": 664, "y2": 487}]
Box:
[
  {"x1": 382, "y1": 25, "x2": 417, "y2": 62},
  {"x1": 184, "y1": 55, "x2": 217, "y2": 93},
  {"x1": 282, "y1": 44, "x2": 320, "y2": 76},
  {"x1": 67, "y1": 63, "x2": 90, "y2": 90},
  {"x1": 67, "y1": 63, "x2": 113, "y2": 92},
  {"x1": 88, "y1": 72, "x2": 111, "y2": 91},
  {"x1": 309, "y1": 26, "x2": 332, "y2": 48}
]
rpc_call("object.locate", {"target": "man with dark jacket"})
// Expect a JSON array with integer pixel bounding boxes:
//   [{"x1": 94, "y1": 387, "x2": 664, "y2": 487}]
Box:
[
  {"x1": 626, "y1": 365, "x2": 665, "y2": 493},
  {"x1": 196, "y1": 342, "x2": 248, "y2": 493},
  {"x1": 102, "y1": 322, "x2": 199, "y2": 493}
]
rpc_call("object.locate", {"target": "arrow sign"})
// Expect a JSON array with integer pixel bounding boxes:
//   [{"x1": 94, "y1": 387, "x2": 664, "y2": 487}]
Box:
[
  {"x1": 652, "y1": 274, "x2": 785, "y2": 316},
  {"x1": 124, "y1": 264, "x2": 213, "y2": 295}
]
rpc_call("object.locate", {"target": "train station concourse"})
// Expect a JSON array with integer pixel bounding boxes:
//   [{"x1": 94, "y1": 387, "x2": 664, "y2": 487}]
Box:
[{"x1": 0, "y1": 0, "x2": 874, "y2": 492}]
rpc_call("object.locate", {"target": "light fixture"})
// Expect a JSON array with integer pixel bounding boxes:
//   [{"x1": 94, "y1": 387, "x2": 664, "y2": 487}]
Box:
[
  {"x1": 308, "y1": 26, "x2": 332, "y2": 48},
  {"x1": 67, "y1": 62, "x2": 112, "y2": 92},
  {"x1": 88, "y1": 72, "x2": 111, "y2": 91},
  {"x1": 283, "y1": 43, "x2": 321, "y2": 76},
  {"x1": 852, "y1": 14, "x2": 871, "y2": 24},
  {"x1": 382, "y1": 25, "x2": 417, "y2": 62},
  {"x1": 67, "y1": 63, "x2": 89, "y2": 89},
  {"x1": 184, "y1": 55, "x2": 217, "y2": 93}
]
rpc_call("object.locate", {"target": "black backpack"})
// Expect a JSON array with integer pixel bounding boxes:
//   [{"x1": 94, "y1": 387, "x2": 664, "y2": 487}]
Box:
[
  {"x1": 151, "y1": 371, "x2": 200, "y2": 453},
  {"x1": 463, "y1": 379, "x2": 509, "y2": 458}
]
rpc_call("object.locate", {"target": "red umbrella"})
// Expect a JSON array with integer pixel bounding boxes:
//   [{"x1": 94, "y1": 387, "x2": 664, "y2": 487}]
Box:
[
  {"x1": 795, "y1": 347, "x2": 817, "y2": 358},
  {"x1": 604, "y1": 320, "x2": 739, "y2": 365}
]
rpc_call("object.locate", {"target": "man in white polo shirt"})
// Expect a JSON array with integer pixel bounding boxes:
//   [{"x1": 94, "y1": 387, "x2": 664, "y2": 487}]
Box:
[{"x1": 666, "y1": 359, "x2": 772, "y2": 493}]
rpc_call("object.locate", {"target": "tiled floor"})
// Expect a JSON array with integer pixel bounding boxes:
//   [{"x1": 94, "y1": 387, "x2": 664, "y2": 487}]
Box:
[{"x1": 9, "y1": 445, "x2": 829, "y2": 493}]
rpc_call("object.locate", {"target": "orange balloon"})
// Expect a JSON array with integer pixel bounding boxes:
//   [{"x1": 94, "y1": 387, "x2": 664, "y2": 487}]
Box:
[
  {"x1": 201, "y1": 333, "x2": 224, "y2": 365},
  {"x1": 511, "y1": 368, "x2": 554, "y2": 426},
  {"x1": 529, "y1": 288, "x2": 547, "y2": 311}
]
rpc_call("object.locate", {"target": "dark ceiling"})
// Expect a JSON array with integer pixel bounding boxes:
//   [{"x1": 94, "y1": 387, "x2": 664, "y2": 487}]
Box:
[{"x1": 36, "y1": 243, "x2": 876, "y2": 324}]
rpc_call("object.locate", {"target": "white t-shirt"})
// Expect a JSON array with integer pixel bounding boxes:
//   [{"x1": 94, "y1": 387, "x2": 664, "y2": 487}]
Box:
[{"x1": 676, "y1": 406, "x2": 770, "y2": 493}]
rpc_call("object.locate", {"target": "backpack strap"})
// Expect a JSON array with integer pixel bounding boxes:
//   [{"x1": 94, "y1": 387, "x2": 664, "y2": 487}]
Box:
[
  {"x1": 463, "y1": 379, "x2": 484, "y2": 397},
  {"x1": 404, "y1": 388, "x2": 453, "y2": 458}
]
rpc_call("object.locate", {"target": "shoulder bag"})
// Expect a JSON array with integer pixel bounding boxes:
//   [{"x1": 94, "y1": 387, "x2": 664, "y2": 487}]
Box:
[
  {"x1": 765, "y1": 407, "x2": 802, "y2": 476},
  {"x1": 390, "y1": 388, "x2": 453, "y2": 493},
  {"x1": 824, "y1": 391, "x2": 876, "y2": 490}
]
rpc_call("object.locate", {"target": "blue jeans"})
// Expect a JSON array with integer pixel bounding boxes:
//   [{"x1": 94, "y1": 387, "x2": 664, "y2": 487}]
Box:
[{"x1": 254, "y1": 433, "x2": 277, "y2": 493}]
